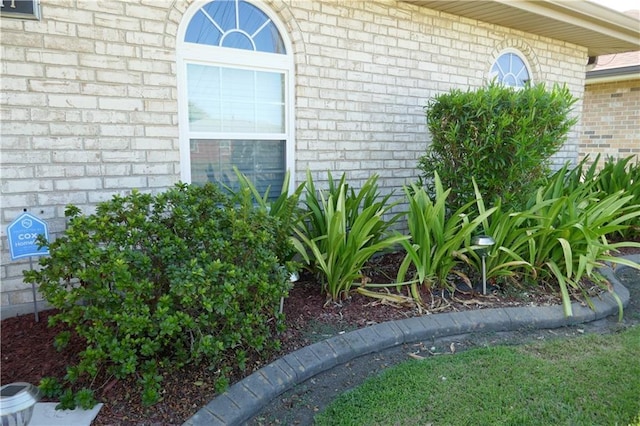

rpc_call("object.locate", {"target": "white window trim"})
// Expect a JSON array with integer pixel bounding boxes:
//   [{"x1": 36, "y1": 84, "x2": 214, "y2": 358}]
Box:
[{"x1": 176, "y1": 0, "x2": 296, "y2": 193}]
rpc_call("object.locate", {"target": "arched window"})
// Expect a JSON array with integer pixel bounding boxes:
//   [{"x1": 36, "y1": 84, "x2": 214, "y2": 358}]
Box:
[
  {"x1": 177, "y1": 0, "x2": 294, "y2": 197},
  {"x1": 489, "y1": 50, "x2": 532, "y2": 88}
]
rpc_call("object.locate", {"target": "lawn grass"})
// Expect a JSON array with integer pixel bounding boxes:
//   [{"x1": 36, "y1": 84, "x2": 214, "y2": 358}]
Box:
[{"x1": 315, "y1": 326, "x2": 640, "y2": 426}]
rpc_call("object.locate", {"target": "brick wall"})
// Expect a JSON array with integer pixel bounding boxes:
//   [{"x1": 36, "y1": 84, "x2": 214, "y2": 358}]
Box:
[
  {"x1": 0, "y1": 0, "x2": 587, "y2": 318},
  {"x1": 580, "y1": 79, "x2": 640, "y2": 164},
  {"x1": 289, "y1": 0, "x2": 586, "y2": 190}
]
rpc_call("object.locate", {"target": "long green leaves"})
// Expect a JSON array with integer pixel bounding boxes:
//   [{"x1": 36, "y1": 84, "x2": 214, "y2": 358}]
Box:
[
  {"x1": 292, "y1": 171, "x2": 406, "y2": 303},
  {"x1": 396, "y1": 174, "x2": 495, "y2": 299},
  {"x1": 522, "y1": 188, "x2": 640, "y2": 317},
  {"x1": 474, "y1": 166, "x2": 640, "y2": 317},
  {"x1": 472, "y1": 180, "x2": 533, "y2": 282},
  {"x1": 295, "y1": 157, "x2": 640, "y2": 315},
  {"x1": 470, "y1": 157, "x2": 640, "y2": 318}
]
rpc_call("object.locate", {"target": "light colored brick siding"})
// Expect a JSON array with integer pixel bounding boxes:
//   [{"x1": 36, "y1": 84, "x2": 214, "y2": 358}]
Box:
[
  {"x1": 580, "y1": 79, "x2": 640, "y2": 164},
  {"x1": 0, "y1": 0, "x2": 587, "y2": 317}
]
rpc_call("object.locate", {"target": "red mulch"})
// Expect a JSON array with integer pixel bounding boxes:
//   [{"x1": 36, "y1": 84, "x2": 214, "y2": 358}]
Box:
[{"x1": 2, "y1": 247, "x2": 638, "y2": 425}]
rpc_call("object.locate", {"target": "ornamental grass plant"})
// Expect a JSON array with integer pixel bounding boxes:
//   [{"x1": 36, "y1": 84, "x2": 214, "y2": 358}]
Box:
[
  {"x1": 471, "y1": 160, "x2": 640, "y2": 317},
  {"x1": 292, "y1": 171, "x2": 407, "y2": 303},
  {"x1": 393, "y1": 174, "x2": 495, "y2": 301}
]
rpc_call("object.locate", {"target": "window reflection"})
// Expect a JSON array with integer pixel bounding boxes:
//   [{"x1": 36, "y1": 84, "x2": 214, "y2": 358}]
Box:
[
  {"x1": 190, "y1": 139, "x2": 285, "y2": 198},
  {"x1": 187, "y1": 64, "x2": 285, "y2": 133},
  {"x1": 490, "y1": 52, "x2": 530, "y2": 88},
  {"x1": 185, "y1": 0, "x2": 285, "y2": 54}
]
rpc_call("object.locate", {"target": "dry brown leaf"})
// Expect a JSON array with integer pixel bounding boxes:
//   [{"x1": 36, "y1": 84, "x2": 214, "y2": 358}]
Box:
[{"x1": 408, "y1": 352, "x2": 425, "y2": 360}]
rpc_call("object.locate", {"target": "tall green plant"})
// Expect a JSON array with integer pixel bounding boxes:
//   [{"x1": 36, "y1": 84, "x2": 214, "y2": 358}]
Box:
[
  {"x1": 302, "y1": 171, "x2": 401, "y2": 242},
  {"x1": 292, "y1": 172, "x2": 406, "y2": 302},
  {"x1": 593, "y1": 155, "x2": 640, "y2": 237},
  {"x1": 474, "y1": 169, "x2": 640, "y2": 317},
  {"x1": 300, "y1": 171, "x2": 402, "y2": 272},
  {"x1": 471, "y1": 182, "x2": 533, "y2": 284},
  {"x1": 395, "y1": 174, "x2": 495, "y2": 301},
  {"x1": 522, "y1": 188, "x2": 640, "y2": 317},
  {"x1": 419, "y1": 82, "x2": 578, "y2": 212}
]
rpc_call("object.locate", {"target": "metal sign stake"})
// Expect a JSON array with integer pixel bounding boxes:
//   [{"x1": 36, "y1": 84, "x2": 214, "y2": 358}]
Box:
[{"x1": 28, "y1": 257, "x2": 39, "y2": 322}]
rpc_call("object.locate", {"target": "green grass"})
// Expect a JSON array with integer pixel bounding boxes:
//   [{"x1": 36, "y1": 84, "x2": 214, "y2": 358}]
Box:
[{"x1": 315, "y1": 326, "x2": 640, "y2": 426}]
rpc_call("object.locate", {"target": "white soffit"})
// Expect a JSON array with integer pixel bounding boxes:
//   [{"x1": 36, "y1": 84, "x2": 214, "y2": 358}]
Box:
[{"x1": 403, "y1": 0, "x2": 640, "y2": 56}]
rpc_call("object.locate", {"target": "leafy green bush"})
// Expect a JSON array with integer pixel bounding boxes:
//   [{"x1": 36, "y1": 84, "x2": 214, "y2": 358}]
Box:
[
  {"x1": 292, "y1": 171, "x2": 406, "y2": 302},
  {"x1": 25, "y1": 183, "x2": 291, "y2": 407},
  {"x1": 418, "y1": 82, "x2": 578, "y2": 212},
  {"x1": 224, "y1": 167, "x2": 306, "y2": 264}
]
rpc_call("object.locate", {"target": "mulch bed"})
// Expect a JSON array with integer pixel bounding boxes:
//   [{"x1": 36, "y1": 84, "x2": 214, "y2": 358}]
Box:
[{"x1": 2, "y1": 247, "x2": 638, "y2": 425}]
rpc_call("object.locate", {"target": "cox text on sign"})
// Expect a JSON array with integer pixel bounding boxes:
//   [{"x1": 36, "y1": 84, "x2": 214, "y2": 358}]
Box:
[{"x1": 7, "y1": 212, "x2": 50, "y2": 260}]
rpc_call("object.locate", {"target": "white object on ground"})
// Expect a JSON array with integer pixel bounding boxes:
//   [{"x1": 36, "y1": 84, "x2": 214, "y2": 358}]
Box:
[{"x1": 29, "y1": 402, "x2": 103, "y2": 426}]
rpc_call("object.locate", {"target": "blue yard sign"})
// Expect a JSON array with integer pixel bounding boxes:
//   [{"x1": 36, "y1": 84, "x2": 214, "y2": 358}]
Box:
[{"x1": 7, "y1": 212, "x2": 50, "y2": 260}]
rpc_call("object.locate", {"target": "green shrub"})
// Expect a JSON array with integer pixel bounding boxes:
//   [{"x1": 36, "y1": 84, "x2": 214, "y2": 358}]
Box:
[
  {"x1": 224, "y1": 167, "x2": 306, "y2": 264},
  {"x1": 418, "y1": 82, "x2": 578, "y2": 212},
  {"x1": 292, "y1": 171, "x2": 406, "y2": 302},
  {"x1": 25, "y1": 183, "x2": 290, "y2": 407}
]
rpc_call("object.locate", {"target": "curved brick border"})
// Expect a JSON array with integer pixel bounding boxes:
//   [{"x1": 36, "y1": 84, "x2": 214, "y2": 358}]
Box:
[{"x1": 184, "y1": 255, "x2": 638, "y2": 426}]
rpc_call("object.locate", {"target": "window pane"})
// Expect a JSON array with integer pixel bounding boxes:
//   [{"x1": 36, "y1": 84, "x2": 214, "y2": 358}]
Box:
[
  {"x1": 221, "y1": 31, "x2": 254, "y2": 50},
  {"x1": 203, "y1": 0, "x2": 236, "y2": 33},
  {"x1": 256, "y1": 72, "x2": 284, "y2": 102},
  {"x1": 185, "y1": 11, "x2": 221, "y2": 46},
  {"x1": 187, "y1": 64, "x2": 222, "y2": 132},
  {"x1": 497, "y1": 54, "x2": 511, "y2": 75},
  {"x1": 238, "y1": 1, "x2": 269, "y2": 35},
  {"x1": 188, "y1": 64, "x2": 284, "y2": 133},
  {"x1": 190, "y1": 139, "x2": 285, "y2": 198},
  {"x1": 254, "y1": 22, "x2": 286, "y2": 54}
]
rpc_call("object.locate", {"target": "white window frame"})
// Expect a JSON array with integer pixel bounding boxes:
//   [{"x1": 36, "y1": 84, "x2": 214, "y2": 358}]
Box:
[
  {"x1": 489, "y1": 48, "x2": 533, "y2": 88},
  {"x1": 176, "y1": 0, "x2": 296, "y2": 192}
]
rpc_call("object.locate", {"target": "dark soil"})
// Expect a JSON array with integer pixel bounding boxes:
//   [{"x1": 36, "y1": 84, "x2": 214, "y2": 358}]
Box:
[{"x1": 2, "y1": 249, "x2": 639, "y2": 426}]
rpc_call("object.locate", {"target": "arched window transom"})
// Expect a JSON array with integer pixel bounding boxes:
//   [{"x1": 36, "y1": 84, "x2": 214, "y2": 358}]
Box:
[
  {"x1": 490, "y1": 51, "x2": 531, "y2": 88},
  {"x1": 185, "y1": 0, "x2": 285, "y2": 53}
]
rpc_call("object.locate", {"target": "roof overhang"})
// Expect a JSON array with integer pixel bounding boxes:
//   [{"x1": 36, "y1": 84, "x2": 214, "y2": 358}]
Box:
[
  {"x1": 586, "y1": 65, "x2": 640, "y2": 84},
  {"x1": 402, "y1": 0, "x2": 640, "y2": 57}
]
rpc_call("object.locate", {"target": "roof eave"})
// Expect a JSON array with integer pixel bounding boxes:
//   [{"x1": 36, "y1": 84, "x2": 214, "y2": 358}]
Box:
[
  {"x1": 586, "y1": 65, "x2": 640, "y2": 84},
  {"x1": 402, "y1": 0, "x2": 640, "y2": 56}
]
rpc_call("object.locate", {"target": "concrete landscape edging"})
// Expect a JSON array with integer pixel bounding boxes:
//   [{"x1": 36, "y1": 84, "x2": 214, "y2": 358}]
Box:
[{"x1": 183, "y1": 255, "x2": 638, "y2": 426}]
